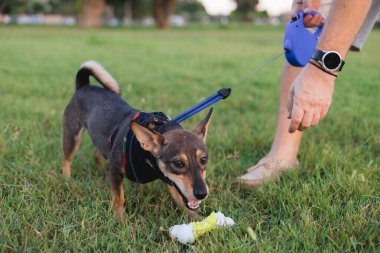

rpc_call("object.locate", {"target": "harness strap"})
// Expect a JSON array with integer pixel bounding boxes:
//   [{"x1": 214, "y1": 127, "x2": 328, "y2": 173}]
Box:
[
  {"x1": 108, "y1": 126, "x2": 119, "y2": 149},
  {"x1": 123, "y1": 111, "x2": 170, "y2": 184},
  {"x1": 127, "y1": 134, "x2": 141, "y2": 184},
  {"x1": 122, "y1": 134, "x2": 127, "y2": 171}
]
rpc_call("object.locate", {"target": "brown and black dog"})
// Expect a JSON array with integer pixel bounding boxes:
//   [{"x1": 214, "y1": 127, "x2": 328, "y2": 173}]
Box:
[{"x1": 61, "y1": 61, "x2": 213, "y2": 220}]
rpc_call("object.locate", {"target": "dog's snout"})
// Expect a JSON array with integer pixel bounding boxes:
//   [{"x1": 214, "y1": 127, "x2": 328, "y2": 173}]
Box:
[{"x1": 193, "y1": 187, "x2": 208, "y2": 200}]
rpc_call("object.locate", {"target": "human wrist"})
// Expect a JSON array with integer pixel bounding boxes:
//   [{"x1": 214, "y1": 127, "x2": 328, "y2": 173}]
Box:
[
  {"x1": 311, "y1": 49, "x2": 345, "y2": 74},
  {"x1": 307, "y1": 60, "x2": 338, "y2": 79}
]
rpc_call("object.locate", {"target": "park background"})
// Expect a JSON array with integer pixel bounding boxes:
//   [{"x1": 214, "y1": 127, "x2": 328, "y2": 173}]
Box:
[{"x1": 0, "y1": 0, "x2": 379, "y2": 252}]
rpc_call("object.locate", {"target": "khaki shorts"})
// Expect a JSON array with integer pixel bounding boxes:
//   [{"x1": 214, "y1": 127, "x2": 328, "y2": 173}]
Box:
[{"x1": 319, "y1": 0, "x2": 380, "y2": 51}]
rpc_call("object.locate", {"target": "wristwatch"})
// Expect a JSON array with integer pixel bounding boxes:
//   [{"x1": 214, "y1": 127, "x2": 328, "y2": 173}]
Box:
[{"x1": 311, "y1": 49, "x2": 345, "y2": 72}]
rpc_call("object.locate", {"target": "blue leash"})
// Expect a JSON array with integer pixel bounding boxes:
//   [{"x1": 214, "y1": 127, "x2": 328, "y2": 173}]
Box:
[
  {"x1": 172, "y1": 88, "x2": 231, "y2": 123},
  {"x1": 173, "y1": 11, "x2": 323, "y2": 123},
  {"x1": 172, "y1": 52, "x2": 285, "y2": 123}
]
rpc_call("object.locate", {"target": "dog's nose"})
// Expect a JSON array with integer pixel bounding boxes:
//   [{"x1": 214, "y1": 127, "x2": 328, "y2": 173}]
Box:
[{"x1": 193, "y1": 188, "x2": 208, "y2": 200}]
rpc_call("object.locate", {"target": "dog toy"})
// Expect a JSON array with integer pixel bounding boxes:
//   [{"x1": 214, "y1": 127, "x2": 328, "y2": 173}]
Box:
[{"x1": 169, "y1": 211, "x2": 235, "y2": 244}]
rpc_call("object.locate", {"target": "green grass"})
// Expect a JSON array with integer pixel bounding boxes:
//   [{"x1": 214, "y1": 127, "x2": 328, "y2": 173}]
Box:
[{"x1": 0, "y1": 25, "x2": 379, "y2": 252}]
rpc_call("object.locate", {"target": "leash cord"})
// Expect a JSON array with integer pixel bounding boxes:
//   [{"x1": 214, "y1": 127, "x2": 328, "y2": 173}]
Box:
[
  {"x1": 231, "y1": 50, "x2": 285, "y2": 89},
  {"x1": 172, "y1": 50, "x2": 285, "y2": 123}
]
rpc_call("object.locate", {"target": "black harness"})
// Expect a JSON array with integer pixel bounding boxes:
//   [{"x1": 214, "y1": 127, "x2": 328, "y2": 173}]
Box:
[{"x1": 108, "y1": 112, "x2": 193, "y2": 210}]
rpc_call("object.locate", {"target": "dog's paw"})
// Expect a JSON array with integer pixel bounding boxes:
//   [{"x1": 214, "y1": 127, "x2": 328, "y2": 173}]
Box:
[
  {"x1": 62, "y1": 169, "x2": 71, "y2": 180},
  {"x1": 61, "y1": 160, "x2": 72, "y2": 180},
  {"x1": 115, "y1": 209, "x2": 125, "y2": 222}
]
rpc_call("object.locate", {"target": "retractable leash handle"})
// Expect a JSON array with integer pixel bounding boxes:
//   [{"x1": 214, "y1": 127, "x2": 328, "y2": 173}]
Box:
[
  {"x1": 172, "y1": 88, "x2": 231, "y2": 123},
  {"x1": 284, "y1": 11, "x2": 323, "y2": 67}
]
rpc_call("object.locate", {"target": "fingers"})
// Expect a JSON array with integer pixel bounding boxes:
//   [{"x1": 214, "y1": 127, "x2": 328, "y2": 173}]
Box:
[
  {"x1": 298, "y1": 111, "x2": 313, "y2": 131},
  {"x1": 287, "y1": 87, "x2": 295, "y2": 119},
  {"x1": 303, "y1": 13, "x2": 324, "y2": 27},
  {"x1": 311, "y1": 112, "x2": 321, "y2": 126},
  {"x1": 289, "y1": 102, "x2": 330, "y2": 132},
  {"x1": 320, "y1": 106, "x2": 329, "y2": 121},
  {"x1": 291, "y1": 109, "x2": 323, "y2": 132},
  {"x1": 289, "y1": 106, "x2": 304, "y2": 133}
]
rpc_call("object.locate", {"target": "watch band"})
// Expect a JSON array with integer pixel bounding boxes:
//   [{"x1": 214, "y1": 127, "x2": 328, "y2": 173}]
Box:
[
  {"x1": 312, "y1": 49, "x2": 345, "y2": 72},
  {"x1": 308, "y1": 60, "x2": 338, "y2": 78}
]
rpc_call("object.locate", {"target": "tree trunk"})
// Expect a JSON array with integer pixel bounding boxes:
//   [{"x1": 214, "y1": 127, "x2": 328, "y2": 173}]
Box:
[
  {"x1": 153, "y1": 0, "x2": 176, "y2": 29},
  {"x1": 0, "y1": 1, "x2": 5, "y2": 23},
  {"x1": 78, "y1": 0, "x2": 106, "y2": 27},
  {"x1": 123, "y1": 0, "x2": 132, "y2": 25},
  {"x1": 0, "y1": 2, "x2": 7, "y2": 14}
]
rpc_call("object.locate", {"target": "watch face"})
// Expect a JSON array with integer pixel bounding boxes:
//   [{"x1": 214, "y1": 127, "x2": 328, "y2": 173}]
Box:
[{"x1": 323, "y1": 52, "x2": 341, "y2": 71}]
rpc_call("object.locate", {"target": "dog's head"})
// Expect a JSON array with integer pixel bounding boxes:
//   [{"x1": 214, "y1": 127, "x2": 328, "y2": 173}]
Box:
[{"x1": 130, "y1": 109, "x2": 213, "y2": 210}]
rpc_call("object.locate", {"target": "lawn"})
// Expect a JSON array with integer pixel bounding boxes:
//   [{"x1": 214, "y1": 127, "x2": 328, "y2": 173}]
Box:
[{"x1": 0, "y1": 25, "x2": 379, "y2": 252}]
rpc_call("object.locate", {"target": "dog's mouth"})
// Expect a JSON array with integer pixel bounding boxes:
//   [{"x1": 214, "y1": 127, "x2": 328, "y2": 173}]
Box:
[
  {"x1": 166, "y1": 179, "x2": 205, "y2": 211},
  {"x1": 187, "y1": 199, "x2": 201, "y2": 210}
]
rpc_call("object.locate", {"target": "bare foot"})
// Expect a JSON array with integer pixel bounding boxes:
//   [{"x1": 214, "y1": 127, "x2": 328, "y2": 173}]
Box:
[
  {"x1": 246, "y1": 156, "x2": 299, "y2": 173},
  {"x1": 233, "y1": 156, "x2": 299, "y2": 188},
  {"x1": 232, "y1": 62, "x2": 304, "y2": 188}
]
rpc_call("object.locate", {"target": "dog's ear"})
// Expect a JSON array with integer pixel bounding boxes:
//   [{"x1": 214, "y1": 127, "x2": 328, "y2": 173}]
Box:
[
  {"x1": 130, "y1": 122, "x2": 163, "y2": 156},
  {"x1": 193, "y1": 108, "x2": 213, "y2": 143}
]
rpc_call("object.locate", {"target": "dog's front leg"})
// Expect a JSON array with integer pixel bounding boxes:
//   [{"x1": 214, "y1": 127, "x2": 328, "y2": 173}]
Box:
[
  {"x1": 167, "y1": 185, "x2": 201, "y2": 220},
  {"x1": 95, "y1": 149, "x2": 106, "y2": 168},
  {"x1": 109, "y1": 169, "x2": 125, "y2": 221}
]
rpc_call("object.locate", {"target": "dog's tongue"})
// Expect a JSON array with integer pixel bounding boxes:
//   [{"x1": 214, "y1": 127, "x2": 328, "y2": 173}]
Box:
[{"x1": 188, "y1": 199, "x2": 200, "y2": 209}]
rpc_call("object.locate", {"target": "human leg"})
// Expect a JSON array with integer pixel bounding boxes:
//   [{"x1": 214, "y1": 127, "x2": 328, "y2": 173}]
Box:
[{"x1": 234, "y1": 62, "x2": 303, "y2": 187}]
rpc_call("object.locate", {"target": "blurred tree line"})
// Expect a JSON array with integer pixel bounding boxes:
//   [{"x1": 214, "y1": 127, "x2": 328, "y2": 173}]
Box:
[
  {"x1": 231, "y1": 0, "x2": 258, "y2": 22},
  {"x1": 0, "y1": 0, "x2": 260, "y2": 28}
]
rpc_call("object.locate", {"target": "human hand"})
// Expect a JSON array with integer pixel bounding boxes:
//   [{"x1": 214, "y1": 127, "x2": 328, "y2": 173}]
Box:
[
  {"x1": 292, "y1": 0, "x2": 324, "y2": 27},
  {"x1": 287, "y1": 64, "x2": 336, "y2": 133}
]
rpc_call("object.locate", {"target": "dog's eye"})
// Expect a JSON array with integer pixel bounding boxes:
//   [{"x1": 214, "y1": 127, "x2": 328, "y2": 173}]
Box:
[
  {"x1": 172, "y1": 160, "x2": 185, "y2": 169},
  {"x1": 200, "y1": 156, "x2": 208, "y2": 165}
]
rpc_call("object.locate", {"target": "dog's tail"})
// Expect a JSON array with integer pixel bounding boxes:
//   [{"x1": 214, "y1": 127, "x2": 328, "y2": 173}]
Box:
[{"x1": 75, "y1": 61, "x2": 120, "y2": 95}]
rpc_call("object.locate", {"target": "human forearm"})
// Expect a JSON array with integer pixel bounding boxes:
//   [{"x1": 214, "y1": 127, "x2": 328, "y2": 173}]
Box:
[
  {"x1": 287, "y1": 0, "x2": 373, "y2": 133},
  {"x1": 317, "y1": 0, "x2": 372, "y2": 58}
]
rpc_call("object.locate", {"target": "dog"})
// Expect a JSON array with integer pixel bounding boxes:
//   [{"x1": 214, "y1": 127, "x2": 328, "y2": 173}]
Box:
[{"x1": 61, "y1": 61, "x2": 213, "y2": 220}]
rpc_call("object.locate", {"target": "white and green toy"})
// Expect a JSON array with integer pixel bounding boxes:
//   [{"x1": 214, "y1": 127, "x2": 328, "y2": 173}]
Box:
[{"x1": 169, "y1": 211, "x2": 235, "y2": 244}]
